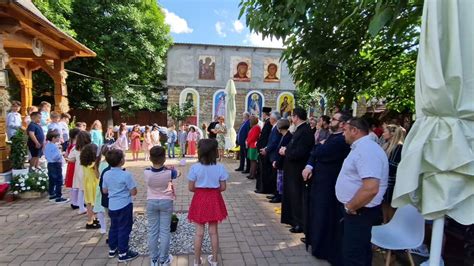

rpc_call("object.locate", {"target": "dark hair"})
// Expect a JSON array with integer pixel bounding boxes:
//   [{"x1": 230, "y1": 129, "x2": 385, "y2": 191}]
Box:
[
  {"x1": 292, "y1": 108, "x2": 307, "y2": 121},
  {"x1": 30, "y1": 111, "x2": 41, "y2": 118},
  {"x1": 69, "y1": 128, "x2": 81, "y2": 140},
  {"x1": 320, "y1": 115, "x2": 330, "y2": 125},
  {"x1": 11, "y1": 100, "x2": 21, "y2": 106},
  {"x1": 75, "y1": 131, "x2": 91, "y2": 151},
  {"x1": 277, "y1": 118, "x2": 290, "y2": 130},
  {"x1": 61, "y1": 113, "x2": 71, "y2": 119},
  {"x1": 80, "y1": 143, "x2": 98, "y2": 166},
  {"x1": 249, "y1": 116, "x2": 259, "y2": 127},
  {"x1": 347, "y1": 117, "x2": 370, "y2": 134},
  {"x1": 267, "y1": 63, "x2": 277, "y2": 70},
  {"x1": 150, "y1": 146, "x2": 166, "y2": 165},
  {"x1": 237, "y1": 62, "x2": 248, "y2": 69},
  {"x1": 96, "y1": 145, "x2": 110, "y2": 166},
  {"x1": 46, "y1": 130, "x2": 60, "y2": 141},
  {"x1": 106, "y1": 149, "x2": 125, "y2": 167},
  {"x1": 197, "y1": 139, "x2": 218, "y2": 165},
  {"x1": 189, "y1": 126, "x2": 196, "y2": 132},
  {"x1": 338, "y1": 112, "x2": 352, "y2": 123}
]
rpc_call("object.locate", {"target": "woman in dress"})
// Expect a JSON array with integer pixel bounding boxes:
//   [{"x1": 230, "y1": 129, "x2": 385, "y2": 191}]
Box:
[
  {"x1": 142, "y1": 125, "x2": 152, "y2": 161},
  {"x1": 187, "y1": 127, "x2": 198, "y2": 156},
  {"x1": 246, "y1": 116, "x2": 261, "y2": 179},
  {"x1": 130, "y1": 124, "x2": 142, "y2": 161},
  {"x1": 382, "y1": 124, "x2": 405, "y2": 222},
  {"x1": 213, "y1": 116, "x2": 227, "y2": 161}
]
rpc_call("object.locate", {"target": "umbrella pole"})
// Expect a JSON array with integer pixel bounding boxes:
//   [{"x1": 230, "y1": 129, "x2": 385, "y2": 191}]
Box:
[{"x1": 429, "y1": 217, "x2": 445, "y2": 266}]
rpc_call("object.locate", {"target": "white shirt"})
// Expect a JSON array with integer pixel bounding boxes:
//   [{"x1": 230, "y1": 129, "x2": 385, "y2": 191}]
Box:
[
  {"x1": 335, "y1": 135, "x2": 389, "y2": 207},
  {"x1": 6, "y1": 112, "x2": 22, "y2": 139}
]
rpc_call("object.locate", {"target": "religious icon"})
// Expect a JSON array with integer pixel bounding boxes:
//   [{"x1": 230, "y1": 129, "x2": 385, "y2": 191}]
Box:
[
  {"x1": 246, "y1": 92, "x2": 263, "y2": 118},
  {"x1": 231, "y1": 57, "x2": 251, "y2": 82},
  {"x1": 213, "y1": 90, "x2": 226, "y2": 119},
  {"x1": 277, "y1": 93, "x2": 295, "y2": 118},
  {"x1": 179, "y1": 89, "x2": 199, "y2": 125},
  {"x1": 263, "y1": 58, "x2": 280, "y2": 82},
  {"x1": 198, "y1": 56, "x2": 215, "y2": 80}
]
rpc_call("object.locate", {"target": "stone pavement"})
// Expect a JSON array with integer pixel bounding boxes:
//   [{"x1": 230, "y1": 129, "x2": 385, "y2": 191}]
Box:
[{"x1": 0, "y1": 156, "x2": 329, "y2": 266}]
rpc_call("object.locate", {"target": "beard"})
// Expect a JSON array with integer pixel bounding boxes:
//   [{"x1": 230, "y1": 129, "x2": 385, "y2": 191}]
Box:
[{"x1": 329, "y1": 124, "x2": 339, "y2": 133}]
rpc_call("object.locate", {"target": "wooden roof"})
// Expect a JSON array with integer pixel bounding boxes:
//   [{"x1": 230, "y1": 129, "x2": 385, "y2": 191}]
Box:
[{"x1": 0, "y1": 0, "x2": 95, "y2": 63}]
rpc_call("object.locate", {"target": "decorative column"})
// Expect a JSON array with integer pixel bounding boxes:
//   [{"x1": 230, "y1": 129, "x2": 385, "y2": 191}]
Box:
[
  {"x1": 53, "y1": 60, "x2": 69, "y2": 113},
  {"x1": 0, "y1": 34, "x2": 12, "y2": 174}
]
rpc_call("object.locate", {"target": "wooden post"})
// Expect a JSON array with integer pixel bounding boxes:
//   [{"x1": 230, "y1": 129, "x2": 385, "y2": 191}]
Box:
[
  {"x1": 53, "y1": 60, "x2": 69, "y2": 113},
  {"x1": 9, "y1": 62, "x2": 32, "y2": 116},
  {"x1": 0, "y1": 34, "x2": 11, "y2": 174}
]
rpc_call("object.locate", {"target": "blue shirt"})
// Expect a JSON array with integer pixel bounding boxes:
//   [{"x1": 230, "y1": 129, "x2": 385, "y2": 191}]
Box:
[
  {"x1": 103, "y1": 167, "x2": 137, "y2": 211},
  {"x1": 187, "y1": 163, "x2": 229, "y2": 188},
  {"x1": 44, "y1": 142, "x2": 62, "y2": 163},
  {"x1": 27, "y1": 122, "x2": 45, "y2": 147}
]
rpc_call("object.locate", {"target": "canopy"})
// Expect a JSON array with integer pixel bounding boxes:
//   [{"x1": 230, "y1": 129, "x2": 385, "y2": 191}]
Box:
[
  {"x1": 392, "y1": 0, "x2": 474, "y2": 225},
  {"x1": 225, "y1": 79, "x2": 237, "y2": 150}
]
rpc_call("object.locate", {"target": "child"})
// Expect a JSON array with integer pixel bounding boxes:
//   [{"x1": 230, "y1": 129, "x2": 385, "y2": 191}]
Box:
[
  {"x1": 80, "y1": 143, "x2": 101, "y2": 229},
  {"x1": 151, "y1": 125, "x2": 161, "y2": 147},
  {"x1": 130, "y1": 125, "x2": 141, "y2": 161},
  {"x1": 24, "y1": 106, "x2": 38, "y2": 126},
  {"x1": 144, "y1": 146, "x2": 179, "y2": 266},
  {"x1": 105, "y1": 126, "x2": 115, "y2": 145},
  {"x1": 68, "y1": 131, "x2": 91, "y2": 215},
  {"x1": 6, "y1": 100, "x2": 22, "y2": 140},
  {"x1": 94, "y1": 145, "x2": 110, "y2": 234},
  {"x1": 142, "y1": 126, "x2": 152, "y2": 161},
  {"x1": 177, "y1": 125, "x2": 187, "y2": 158},
  {"x1": 102, "y1": 149, "x2": 139, "y2": 262},
  {"x1": 65, "y1": 128, "x2": 81, "y2": 209},
  {"x1": 48, "y1": 112, "x2": 63, "y2": 143},
  {"x1": 90, "y1": 120, "x2": 104, "y2": 147},
  {"x1": 44, "y1": 130, "x2": 69, "y2": 203},
  {"x1": 114, "y1": 123, "x2": 129, "y2": 151},
  {"x1": 39, "y1": 101, "x2": 51, "y2": 134},
  {"x1": 188, "y1": 139, "x2": 228, "y2": 266},
  {"x1": 166, "y1": 125, "x2": 177, "y2": 158},
  {"x1": 60, "y1": 113, "x2": 71, "y2": 151},
  {"x1": 187, "y1": 127, "x2": 198, "y2": 156},
  {"x1": 26, "y1": 112, "x2": 44, "y2": 169}
]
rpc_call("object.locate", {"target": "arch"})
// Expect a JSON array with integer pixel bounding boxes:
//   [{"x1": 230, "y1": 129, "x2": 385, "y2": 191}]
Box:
[
  {"x1": 245, "y1": 91, "x2": 265, "y2": 118},
  {"x1": 276, "y1": 92, "x2": 295, "y2": 118},
  {"x1": 212, "y1": 89, "x2": 227, "y2": 120},
  {"x1": 179, "y1": 88, "x2": 200, "y2": 125}
]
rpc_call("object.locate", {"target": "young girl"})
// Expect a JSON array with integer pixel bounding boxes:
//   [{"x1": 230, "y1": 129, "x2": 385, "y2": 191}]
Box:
[
  {"x1": 39, "y1": 101, "x2": 51, "y2": 134},
  {"x1": 187, "y1": 127, "x2": 198, "y2": 156},
  {"x1": 114, "y1": 123, "x2": 129, "y2": 151},
  {"x1": 104, "y1": 126, "x2": 115, "y2": 145},
  {"x1": 90, "y1": 120, "x2": 104, "y2": 147},
  {"x1": 68, "y1": 131, "x2": 91, "y2": 215},
  {"x1": 188, "y1": 139, "x2": 228, "y2": 266},
  {"x1": 151, "y1": 125, "x2": 161, "y2": 147},
  {"x1": 93, "y1": 145, "x2": 110, "y2": 234},
  {"x1": 80, "y1": 143, "x2": 100, "y2": 229},
  {"x1": 65, "y1": 128, "x2": 81, "y2": 210},
  {"x1": 130, "y1": 124, "x2": 141, "y2": 161},
  {"x1": 142, "y1": 126, "x2": 152, "y2": 161},
  {"x1": 144, "y1": 146, "x2": 179, "y2": 266}
]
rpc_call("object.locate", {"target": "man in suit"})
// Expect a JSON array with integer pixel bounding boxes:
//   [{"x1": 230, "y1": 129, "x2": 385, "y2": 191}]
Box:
[
  {"x1": 255, "y1": 107, "x2": 273, "y2": 192},
  {"x1": 235, "y1": 112, "x2": 251, "y2": 172},
  {"x1": 260, "y1": 111, "x2": 282, "y2": 201}
]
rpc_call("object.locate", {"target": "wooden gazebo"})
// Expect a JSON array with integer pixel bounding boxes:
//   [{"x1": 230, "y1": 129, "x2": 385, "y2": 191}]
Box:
[{"x1": 0, "y1": 0, "x2": 95, "y2": 174}]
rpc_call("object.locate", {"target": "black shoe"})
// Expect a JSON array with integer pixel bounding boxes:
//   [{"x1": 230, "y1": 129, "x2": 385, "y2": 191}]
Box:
[
  {"x1": 300, "y1": 237, "x2": 306, "y2": 244},
  {"x1": 289, "y1": 225, "x2": 303, "y2": 233},
  {"x1": 235, "y1": 168, "x2": 243, "y2": 171},
  {"x1": 266, "y1": 195, "x2": 275, "y2": 199},
  {"x1": 269, "y1": 197, "x2": 281, "y2": 203},
  {"x1": 70, "y1": 204, "x2": 79, "y2": 210},
  {"x1": 118, "y1": 250, "x2": 139, "y2": 262},
  {"x1": 93, "y1": 218, "x2": 99, "y2": 225},
  {"x1": 242, "y1": 170, "x2": 250, "y2": 174},
  {"x1": 108, "y1": 249, "x2": 117, "y2": 258},
  {"x1": 254, "y1": 190, "x2": 265, "y2": 194},
  {"x1": 86, "y1": 222, "x2": 101, "y2": 229},
  {"x1": 247, "y1": 175, "x2": 255, "y2": 179}
]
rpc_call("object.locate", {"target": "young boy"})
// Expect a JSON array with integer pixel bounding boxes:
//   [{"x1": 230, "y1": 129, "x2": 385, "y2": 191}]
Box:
[
  {"x1": 144, "y1": 146, "x2": 179, "y2": 266},
  {"x1": 27, "y1": 112, "x2": 44, "y2": 169},
  {"x1": 44, "y1": 130, "x2": 69, "y2": 203},
  {"x1": 59, "y1": 113, "x2": 71, "y2": 151},
  {"x1": 48, "y1": 112, "x2": 63, "y2": 143},
  {"x1": 102, "y1": 149, "x2": 139, "y2": 262},
  {"x1": 6, "y1": 100, "x2": 22, "y2": 140}
]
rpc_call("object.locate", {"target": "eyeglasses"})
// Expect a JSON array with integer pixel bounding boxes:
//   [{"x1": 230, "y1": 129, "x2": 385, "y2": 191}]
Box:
[{"x1": 331, "y1": 117, "x2": 344, "y2": 122}]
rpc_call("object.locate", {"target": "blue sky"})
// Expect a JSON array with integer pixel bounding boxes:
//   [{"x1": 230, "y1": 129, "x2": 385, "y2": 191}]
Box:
[{"x1": 158, "y1": 0, "x2": 283, "y2": 48}]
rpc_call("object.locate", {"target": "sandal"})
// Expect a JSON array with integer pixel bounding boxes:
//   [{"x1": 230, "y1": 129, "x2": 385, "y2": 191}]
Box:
[{"x1": 207, "y1": 255, "x2": 218, "y2": 266}]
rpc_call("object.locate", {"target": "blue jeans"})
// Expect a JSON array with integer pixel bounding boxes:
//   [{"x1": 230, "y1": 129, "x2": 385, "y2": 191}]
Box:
[
  {"x1": 108, "y1": 203, "x2": 134, "y2": 254},
  {"x1": 167, "y1": 143, "x2": 175, "y2": 158},
  {"x1": 147, "y1": 199, "x2": 173, "y2": 263},
  {"x1": 47, "y1": 162, "x2": 63, "y2": 198}
]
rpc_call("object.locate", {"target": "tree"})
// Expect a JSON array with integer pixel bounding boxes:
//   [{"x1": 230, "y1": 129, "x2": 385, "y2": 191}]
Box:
[
  {"x1": 167, "y1": 102, "x2": 194, "y2": 127},
  {"x1": 239, "y1": 0, "x2": 421, "y2": 112}
]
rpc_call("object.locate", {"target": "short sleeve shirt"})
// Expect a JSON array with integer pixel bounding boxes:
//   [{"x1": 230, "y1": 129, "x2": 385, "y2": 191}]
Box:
[
  {"x1": 27, "y1": 122, "x2": 45, "y2": 147},
  {"x1": 103, "y1": 167, "x2": 137, "y2": 211},
  {"x1": 335, "y1": 136, "x2": 389, "y2": 207},
  {"x1": 187, "y1": 163, "x2": 229, "y2": 188}
]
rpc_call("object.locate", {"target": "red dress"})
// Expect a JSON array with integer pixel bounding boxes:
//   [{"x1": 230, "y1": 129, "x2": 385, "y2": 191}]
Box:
[
  {"x1": 64, "y1": 144, "x2": 75, "y2": 188},
  {"x1": 130, "y1": 131, "x2": 141, "y2": 152},
  {"x1": 187, "y1": 132, "x2": 198, "y2": 155}
]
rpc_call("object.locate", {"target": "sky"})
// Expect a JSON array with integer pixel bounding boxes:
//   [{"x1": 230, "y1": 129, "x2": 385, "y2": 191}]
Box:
[{"x1": 159, "y1": 0, "x2": 284, "y2": 48}]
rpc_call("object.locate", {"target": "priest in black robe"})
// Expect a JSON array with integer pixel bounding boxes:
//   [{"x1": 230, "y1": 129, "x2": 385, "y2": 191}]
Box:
[
  {"x1": 280, "y1": 108, "x2": 314, "y2": 233},
  {"x1": 255, "y1": 107, "x2": 272, "y2": 193},
  {"x1": 301, "y1": 112, "x2": 351, "y2": 265}
]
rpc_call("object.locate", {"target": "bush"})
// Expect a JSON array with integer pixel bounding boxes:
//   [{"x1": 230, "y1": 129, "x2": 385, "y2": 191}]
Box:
[
  {"x1": 10, "y1": 169, "x2": 49, "y2": 195},
  {"x1": 10, "y1": 130, "x2": 28, "y2": 169}
]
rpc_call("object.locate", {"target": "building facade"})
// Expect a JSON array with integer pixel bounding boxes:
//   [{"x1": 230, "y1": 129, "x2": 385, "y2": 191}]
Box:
[{"x1": 166, "y1": 43, "x2": 296, "y2": 127}]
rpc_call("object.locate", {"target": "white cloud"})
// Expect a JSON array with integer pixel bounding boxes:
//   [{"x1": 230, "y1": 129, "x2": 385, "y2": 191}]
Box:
[
  {"x1": 233, "y1": 20, "x2": 244, "y2": 33},
  {"x1": 215, "y1": 21, "x2": 226, "y2": 37},
  {"x1": 244, "y1": 32, "x2": 284, "y2": 48},
  {"x1": 163, "y1": 9, "x2": 193, "y2": 34}
]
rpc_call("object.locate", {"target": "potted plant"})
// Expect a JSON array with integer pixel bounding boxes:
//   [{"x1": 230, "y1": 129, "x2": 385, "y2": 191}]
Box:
[
  {"x1": 9, "y1": 169, "x2": 48, "y2": 199},
  {"x1": 170, "y1": 213, "x2": 179, "y2": 232},
  {"x1": 10, "y1": 130, "x2": 28, "y2": 176}
]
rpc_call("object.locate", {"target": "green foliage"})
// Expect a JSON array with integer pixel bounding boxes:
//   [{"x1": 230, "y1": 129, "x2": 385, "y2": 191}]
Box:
[
  {"x1": 240, "y1": 0, "x2": 421, "y2": 113},
  {"x1": 10, "y1": 170, "x2": 49, "y2": 194},
  {"x1": 10, "y1": 130, "x2": 28, "y2": 169},
  {"x1": 167, "y1": 102, "x2": 194, "y2": 126},
  {"x1": 33, "y1": 0, "x2": 76, "y2": 37}
]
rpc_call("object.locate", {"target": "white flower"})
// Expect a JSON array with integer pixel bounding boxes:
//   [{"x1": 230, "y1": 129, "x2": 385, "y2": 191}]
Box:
[
  {"x1": 21, "y1": 187, "x2": 26, "y2": 191},
  {"x1": 15, "y1": 184, "x2": 19, "y2": 186},
  {"x1": 20, "y1": 183, "x2": 25, "y2": 187},
  {"x1": 41, "y1": 186, "x2": 45, "y2": 189},
  {"x1": 13, "y1": 191, "x2": 18, "y2": 195},
  {"x1": 37, "y1": 182, "x2": 41, "y2": 185},
  {"x1": 27, "y1": 187, "x2": 31, "y2": 190}
]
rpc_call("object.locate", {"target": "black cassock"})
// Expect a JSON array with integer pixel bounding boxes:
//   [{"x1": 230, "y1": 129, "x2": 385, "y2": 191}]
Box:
[
  {"x1": 256, "y1": 118, "x2": 272, "y2": 192},
  {"x1": 281, "y1": 123, "x2": 314, "y2": 227},
  {"x1": 306, "y1": 132, "x2": 350, "y2": 266}
]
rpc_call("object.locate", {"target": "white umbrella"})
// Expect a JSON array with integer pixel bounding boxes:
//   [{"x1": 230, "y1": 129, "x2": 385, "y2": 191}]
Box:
[
  {"x1": 225, "y1": 79, "x2": 237, "y2": 150},
  {"x1": 392, "y1": 0, "x2": 474, "y2": 265}
]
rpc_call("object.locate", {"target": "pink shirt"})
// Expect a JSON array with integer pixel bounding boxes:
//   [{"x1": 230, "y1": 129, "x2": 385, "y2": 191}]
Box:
[{"x1": 143, "y1": 167, "x2": 178, "y2": 200}]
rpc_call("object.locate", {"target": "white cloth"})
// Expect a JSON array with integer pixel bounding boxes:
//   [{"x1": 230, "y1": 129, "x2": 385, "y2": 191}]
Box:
[
  {"x1": 68, "y1": 147, "x2": 84, "y2": 190},
  {"x1": 335, "y1": 135, "x2": 389, "y2": 207},
  {"x1": 6, "y1": 112, "x2": 22, "y2": 139}
]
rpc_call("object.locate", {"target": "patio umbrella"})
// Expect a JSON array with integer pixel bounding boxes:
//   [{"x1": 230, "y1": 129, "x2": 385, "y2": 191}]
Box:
[
  {"x1": 392, "y1": 0, "x2": 474, "y2": 265},
  {"x1": 225, "y1": 79, "x2": 237, "y2": 150}
]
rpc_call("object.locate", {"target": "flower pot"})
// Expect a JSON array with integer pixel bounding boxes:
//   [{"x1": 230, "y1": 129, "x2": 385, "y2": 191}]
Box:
[
  {"x1": 12, "y1": 168, "x2": 28, "y2": 177},
  {"x1": 170, "y1": 218, "x2": 179, "y2": 232},
  {"x1": 20, "y1": 191, "x2": 45, "y2": 199}
]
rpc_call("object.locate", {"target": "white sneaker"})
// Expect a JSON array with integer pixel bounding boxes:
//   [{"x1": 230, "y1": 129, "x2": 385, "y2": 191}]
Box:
[
  {"x1": 193, "y1": 257, "x2": 202, "y2": 266},
  {"x1": 420, "y1": 257, "x2": 445, "y2": 266},
  {"x1": 409, "y1": 244, "x2": 430, "y2": 257},
  {"x1": 161, "y1": 254, "x2": 173, "y2": 266},
  {"x1": 207, "y1": 255, "x2": 217, "y2": 266}
]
